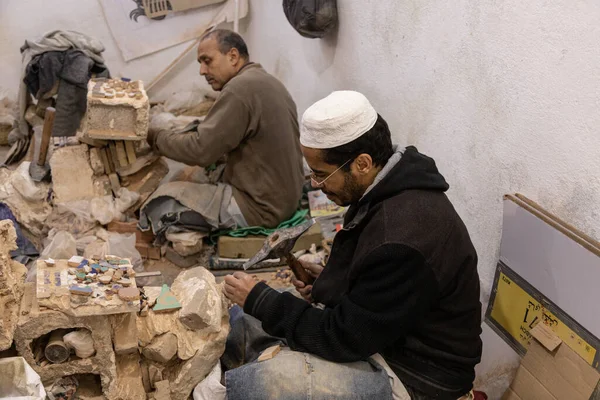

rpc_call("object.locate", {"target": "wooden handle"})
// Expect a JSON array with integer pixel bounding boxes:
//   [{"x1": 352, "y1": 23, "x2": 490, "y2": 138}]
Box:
[
  {"x1": 285, "y1": 254, "x2": 315, "y2": 286},
  {"x1": 38, "y1": 107, "x2": 56, "y2": 166}
]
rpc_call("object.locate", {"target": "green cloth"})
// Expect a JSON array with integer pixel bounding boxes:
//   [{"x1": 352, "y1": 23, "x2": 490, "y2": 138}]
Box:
[{"x1": 210, "y1": 209, "x2": 308, "y2": 244}]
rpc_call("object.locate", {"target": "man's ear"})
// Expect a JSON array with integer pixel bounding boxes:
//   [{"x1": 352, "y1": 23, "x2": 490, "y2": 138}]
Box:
[
  {"x1": 354, "y1": 153, "x2": 374, "y2": 175},
  {"x1": 228, "y1": 48, "x2": 240, "y2": 65}
]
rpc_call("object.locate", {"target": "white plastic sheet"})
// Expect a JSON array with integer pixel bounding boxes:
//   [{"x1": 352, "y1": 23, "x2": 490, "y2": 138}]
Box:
[
  {"x1": 0, "y1": 357, "x2": 46, "y2": 400},
  {"x1": 193, "y1": 360, "x2": 226, "y2": 400}
]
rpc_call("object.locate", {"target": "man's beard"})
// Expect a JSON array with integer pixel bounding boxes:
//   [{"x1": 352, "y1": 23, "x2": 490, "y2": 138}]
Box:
[{"x1": 324, "y1": 173, "x2": 364, "y2": 207}]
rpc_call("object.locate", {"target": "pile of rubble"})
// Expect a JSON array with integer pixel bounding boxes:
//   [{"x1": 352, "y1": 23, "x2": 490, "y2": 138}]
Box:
[
  {"x1": 1, "y1": 218, "x2": 229, "y2": 399},
  {"x1": 0, "y1": 74, "x2": 231, "y2": 398}
]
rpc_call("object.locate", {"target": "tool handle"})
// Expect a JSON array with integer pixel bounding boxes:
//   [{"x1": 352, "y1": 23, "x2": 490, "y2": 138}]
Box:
[
  {"x1": 38, "y1": 107, "x2": 56, "y2": 166},
  {"x1": 285, "y1": 254, "x2": 315, "y2": 286}
]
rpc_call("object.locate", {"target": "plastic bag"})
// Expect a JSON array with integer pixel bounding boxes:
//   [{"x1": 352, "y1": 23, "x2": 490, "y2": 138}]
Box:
[
  {"x1": 76, "y1": 235, "x2": 98, "y2": 255},
  {"x1": 283, "y1": 0, "x2": 338, "y2": 39},
  {"x1": 83, "y1": 239, "x2": 109, "y2": 260},
  {"x1": 115, "y1": 188, "x2": 140, "y2": 213},
  {"x1": 63, "y1": 330, "x2": 95, "y2": 359},
  {"x1": 107, "y1": 233, "x2": 143, "y2": 272},
  {"x1": 46, "y1": 200, "x2": 98, "y2": 239},
  {"x1": 0, "y1": 357, "x2": 46, "y2": 400},
  {"x1": 40, "y1": 231, "x2": 77, "y2": 260},
  {"x1": 193, "y1": 360, "x2": 226, "y2": 400},
  {"x1": 10, "y1": 162, "x2": 47, "y2": 202},
  {"x1": 90, "y1": 196, "x2": 121, "y2": 225},
  {"x1": 150, "y1": 112, "x2": 201, "y2": 133}
]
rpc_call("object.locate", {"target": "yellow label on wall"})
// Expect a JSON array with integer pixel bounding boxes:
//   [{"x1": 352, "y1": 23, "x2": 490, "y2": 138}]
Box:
[{"x1": 490, "y1": 272, "x2": 596, "y2": 365}]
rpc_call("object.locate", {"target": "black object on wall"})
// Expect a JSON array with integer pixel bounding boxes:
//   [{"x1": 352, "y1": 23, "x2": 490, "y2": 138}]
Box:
[{"x1": 283, "y1": 0, "x2": 338, "y2": 39}]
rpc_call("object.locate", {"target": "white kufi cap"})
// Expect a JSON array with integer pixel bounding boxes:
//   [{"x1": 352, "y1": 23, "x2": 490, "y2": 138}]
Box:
[{"x1": 300, "y1": 91, "x2": 378, "y2": 149}]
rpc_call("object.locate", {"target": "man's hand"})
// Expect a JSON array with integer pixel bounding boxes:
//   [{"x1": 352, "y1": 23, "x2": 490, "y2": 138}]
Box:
[
  {"x1": 292, "y1": 260, "x2": 324, "y2": 303},
  {"x1": 223, "y1": 272, "x2": 259, "y2": 307},
  {"x1": 147, "y1": 127, "x2": 160, "y2": 148}
]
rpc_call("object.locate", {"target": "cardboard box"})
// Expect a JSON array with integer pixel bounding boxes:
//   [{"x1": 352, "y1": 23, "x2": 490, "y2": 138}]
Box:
[
  {"x1": 503, "y1": 323, "x2": 600, "y2": 400},
  {"x1": 218, "y1": 223, "x2": 323, "y2": 259}
]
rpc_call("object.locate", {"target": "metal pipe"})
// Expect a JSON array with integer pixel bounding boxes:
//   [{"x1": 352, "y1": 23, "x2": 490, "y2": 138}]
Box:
[{"x1": 233, "y1": 0, "x2": 240, "y2": 32}]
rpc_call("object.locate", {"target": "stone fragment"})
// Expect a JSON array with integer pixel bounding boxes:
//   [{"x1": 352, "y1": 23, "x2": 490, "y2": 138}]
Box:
[
  {"x1": 118, "y1": 278, "x2": 132, "y2": 287},
  {"x1": 174, "y1": 268, "x2": 223, "y2": 331},
  {"x1": 99, "y1": 276, "x2": 112, "y2": 285},
  {"x1": 113, "y1": 354, "x2": 146, "y2": 400},
  {"x1": 112, "y1": 269, "x2": 123, "y2": 282},
  {"x1": 127, "y1": 267, "x2": 136, "y2": 277},
  {"x1": 0, "y1": 220, "x2": 27, "y2": 351},
  {"x1": 45, "y1": 258, "x2": 56, "y2": 267},
  {"x1": 144, "y1": 287, "x2": 162, "y2": 307},
  {"x1": 84, "y1": 265, "x2": 91, "y2": 273},
  {"x1": 89, "y1": 147, "x2": 105, "y2": 176},
  {"x1": 153, "y1": 285, "x2": 181, "y2": 313},
  {"x1": 148, "y1": 364, "x2": 164, "y2": 388},
  {"x1": 258, "y1": 344, "x2": 281, "y2": 362},
  {"x1": 69, "y1": 285, "x2": 92, "y2": 296},
  {"x1": 112, "y1": 312, "x2": 139, "y2": 355},
  {"x1": 142, "y1": 332, "x2": 177, "y2": 363},
  {"x1": 118, "y1": 287, "x2": 140, "y2": 302},
  {"x1": 68, "y1": 255, "x2": 85, "y2": 267},
  {"x1": 68, "y1": 268, "x2": 77, "y2": 275},
  {"x1": 50, "y1": 145, "x2": 103, "y2": 203},
  {"x1": 153, "y1": 380, "x2": 172, "y2": 400},
  {"x1": 76, "y1": 272, "x2": 87, "y2": 281},
  {"x1": 140, "y1": 305, "x2": 149, "y2": 317}
]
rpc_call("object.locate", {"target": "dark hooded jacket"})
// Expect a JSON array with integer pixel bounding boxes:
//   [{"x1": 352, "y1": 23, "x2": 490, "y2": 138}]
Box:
[{"x1": 244, "y1": 146, "x2": 482, "y2": 398}]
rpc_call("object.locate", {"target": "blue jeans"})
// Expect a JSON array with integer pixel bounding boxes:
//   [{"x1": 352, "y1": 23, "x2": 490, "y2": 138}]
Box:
[{"x1": 221, "y1": 306, "x2": 393, "y2": 400}]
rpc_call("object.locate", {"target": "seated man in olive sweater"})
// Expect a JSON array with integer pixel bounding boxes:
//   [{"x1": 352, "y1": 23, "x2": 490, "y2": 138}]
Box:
[
  {"x1": 222, "y1": 91, "x2": 483, "y2": 400},
  {"x1": 148, "y1": 29, "x2": 304, "y2": 228}
]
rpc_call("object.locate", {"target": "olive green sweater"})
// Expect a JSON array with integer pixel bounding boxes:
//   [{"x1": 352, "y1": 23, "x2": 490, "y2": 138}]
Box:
[{"x1": 153, "y1": 63, "x2": 304, "y2": 228}]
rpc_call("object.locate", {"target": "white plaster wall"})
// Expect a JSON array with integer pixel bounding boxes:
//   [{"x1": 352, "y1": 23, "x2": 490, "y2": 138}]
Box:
[
  {"x1": 0, "y1": 0, "x2": 209, "y2": 102},
  {"x1": 238, "y1": 1, "x2": 600, "y2": 398}
]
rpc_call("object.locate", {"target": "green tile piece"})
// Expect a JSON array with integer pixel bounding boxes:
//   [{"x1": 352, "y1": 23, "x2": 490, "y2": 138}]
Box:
[{"x1": 152, "y1": 284, "x2": 181, "y2": 313}]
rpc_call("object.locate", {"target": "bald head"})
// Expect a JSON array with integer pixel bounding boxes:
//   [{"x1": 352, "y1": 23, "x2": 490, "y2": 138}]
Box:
[{"x1": 201, "y1": 29, "x2": 249, "y2": 60}]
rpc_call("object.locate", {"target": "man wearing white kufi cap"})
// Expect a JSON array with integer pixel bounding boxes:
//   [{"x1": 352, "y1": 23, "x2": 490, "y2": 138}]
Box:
[{"x1": 222, "y1": 91, "x2": 483, "y2": 400}]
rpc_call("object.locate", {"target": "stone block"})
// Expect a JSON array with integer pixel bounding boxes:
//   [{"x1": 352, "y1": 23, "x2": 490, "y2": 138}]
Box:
[
  {"x1": 142, "y1": 332, "x2": 177, "y2": 363},
  {"x1": 49, "y1": 144, "x2": 104, "y2": 203},
  {"x1": 83, "y1": 79, "x2": 149, "y2": 141},
  {"x1": 0, "y1": 220, "x2": 27, "y2": 351},
  {"x1": 111, "y1": 312, "x2": 138, "y2": 355},
  {"x1": 14, "y1": 283, "x2": 117, "y2": 395},
  {"x1": 218, "y1": 222, "x2": 323, "y2": 259},
  {"x1": 172, "y1": 267, "x2": 222, "y2": 331},
  {"x1": 153, "y1": 380, "x2": 172, "y2": 400},
  {"x1": 112, "y1": 354, "x2": 146, "y2": 400}
]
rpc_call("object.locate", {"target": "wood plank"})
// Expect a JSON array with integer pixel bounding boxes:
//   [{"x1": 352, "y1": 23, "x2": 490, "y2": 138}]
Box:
[
  {"x1": 115, "y1": 141, "x2": 129, "y2": 167},
  {"x1": 99, "y1": 147, "x2": 113, "y2": 174},
  {"x1": 124, "y1": 141, "x2": 137, "y2": 164}
]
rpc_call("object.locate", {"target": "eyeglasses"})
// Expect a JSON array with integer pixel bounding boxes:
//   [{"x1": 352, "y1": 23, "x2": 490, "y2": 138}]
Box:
[{"x1": 309, "y1": 159, "x2": 352, "y2": 186}]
